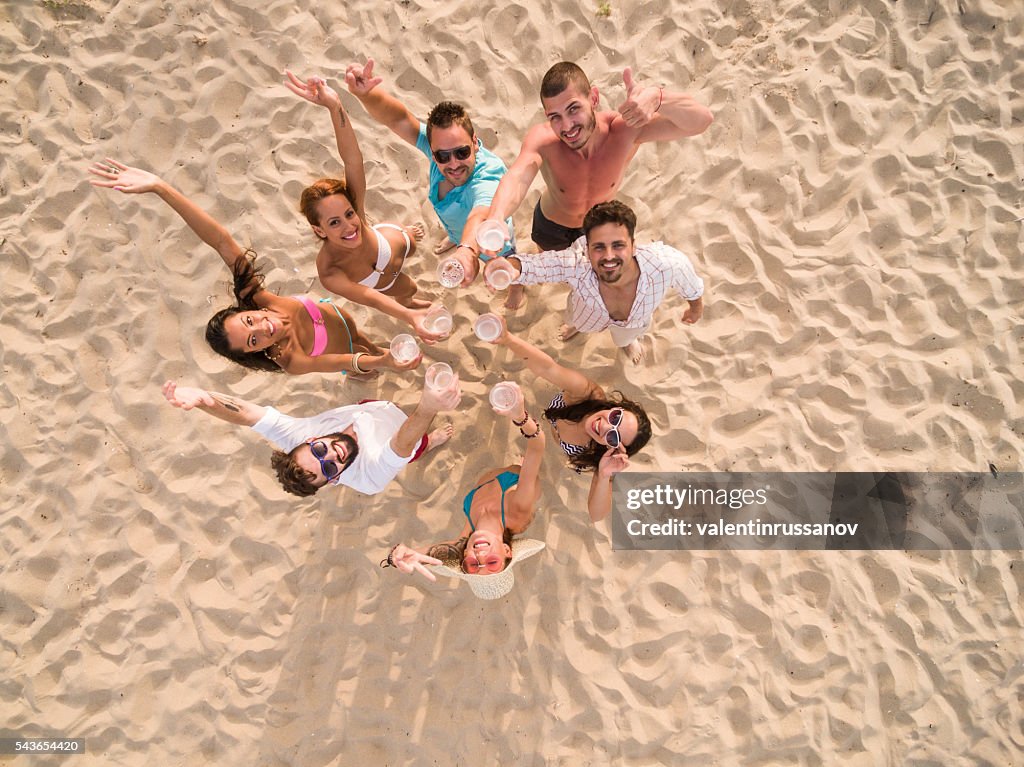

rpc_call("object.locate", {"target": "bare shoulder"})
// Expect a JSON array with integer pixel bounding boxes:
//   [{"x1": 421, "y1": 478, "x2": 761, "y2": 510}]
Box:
[
  {"x1": 604, "y1": 111, "x2": 642, "y2": 142},
  {"x1": 562, "y1": 380, "x2": 604, "y2": 405},
  {"x1": 316, "y1": 248, "x2": 350, "y2": 280},
  {"x1": 254, "y1": 289, "x2": 291, "y2": 310},
  {"x1": 528, "y1": 122, "x2": 565, "y2": 157}
]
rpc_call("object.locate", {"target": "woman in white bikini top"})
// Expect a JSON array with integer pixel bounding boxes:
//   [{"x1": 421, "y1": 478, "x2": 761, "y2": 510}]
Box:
[
  {"x1": 87, "y1": 160, "x2": 421, "y2": 381},
  {"x1": 287, "y1": 72, "x2": 445, "y2": 346}
]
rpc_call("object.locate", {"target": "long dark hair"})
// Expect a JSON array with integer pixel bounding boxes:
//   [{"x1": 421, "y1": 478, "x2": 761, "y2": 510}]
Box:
[
  {"x1": 543, "y1": 391, "x2": 652, "y2": 473},
  {"x1": 428, "y1": 527, "x2": 514, "y2": 574},
  {"x1": 204, "y1": 251, "x2": 281, "y2": 373}
]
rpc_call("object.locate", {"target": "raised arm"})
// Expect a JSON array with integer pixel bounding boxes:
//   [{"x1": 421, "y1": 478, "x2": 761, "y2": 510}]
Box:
[
  {"x1": 162, "y1": 380, "x2": 266, "y2": 427},
  {"x1": 283, "y1": 347, "x2": 420, "y2": 377},
  {"x1": 318, "y1": 267, "x2": 442, "y2": 343},
  {"x1": 343, "y1": 58, "x2": 421, "y2": 146},
  {"x1": 496, "y1": 384, "x2": 545, "y2": 527},
  {"x1": 89, "y1": 159, "x2": 245, "y2": 269},
  {"x1": 389, "y1": 372, "x2": 462, "y2": 458},
  {"x1": 485, "y1": 126, "x2": 546, "y2": 223},
  {"x1": 617, "y1": 67, "x2": 713, "y2": 143},
  {"x1": 285, "y1": 72, "x2": 367, "y2": 215},
  {"x1": 487, "y1": 316, "x2": 599, "y2": 401},
  {"x1": 587, "y1": 445, "x2": 630, "y2": 523}
]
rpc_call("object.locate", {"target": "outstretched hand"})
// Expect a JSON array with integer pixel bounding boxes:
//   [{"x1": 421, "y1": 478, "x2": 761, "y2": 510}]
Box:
[
  {"x1": 382, "y1": 348, "x2": 423, "y2": 372},
  {"x1": 616, "y1": 67, "x2": 660, "y2": 128},
  {"x1": 482, "y1": 257, "x2": 521, "y2": 296},
  {"x1": 344, "y1": 58, "x2": 383, "y2": 97},
  {"x1": 389, "y1": 544, "x2": 442, "y2": 582},
  {"x1": 410, "y1": 308, "x2": 446, "y2": 344},
  {"x1": 682, "y1": 300, "x2": 703, "y2": 325},
  {"x1": 162, "y1": 381, "x2": 215, "y2": 411},
  {"x1": 88, "y1": 158, "x2": 161, "y2": 194},
  {"x1": 284, "y1": 70, "x2": 342, "y2": 111},
  {"x1": 598, "y1": 444, "x2": 630, "y2": 479},
  {"x1": 420, "y1": 372, "x2": 462, "y2": 413},
  {"x1": 479, "y1": 311, "x2": 509, "y2": 345}
]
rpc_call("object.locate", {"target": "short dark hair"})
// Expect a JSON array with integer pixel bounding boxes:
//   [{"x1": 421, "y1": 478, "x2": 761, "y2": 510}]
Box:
[
  {"x1": 583, "y1": 200, "x2": 637, "y2": 241},
  {"x1": 426, "y1": 101, "x2": 475, "y2": 144},
  {"x1": 540, "y1": 62, "x2": 591, "y2": 100},
  {"x1": 270, "y1": 448, "x2": 322, "y2": 497}
]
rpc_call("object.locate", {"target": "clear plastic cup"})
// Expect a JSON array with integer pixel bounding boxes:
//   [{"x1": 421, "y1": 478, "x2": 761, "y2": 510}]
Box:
[
  {"x1": 425, "y1": 362, "x2": 454, "y2": 391},
  {"x1": 473, "y1": 313, "x2": 503, "y2": 342},
  {"x1": 486, "y1": 265, "x2": 513, "y2": 290},
  {"x1": 437, "y1": 257, "x2": 465, "y2": 288},
  {"x1": 389, "y1": 334, "x2": 420, "y2": 363},
  {"x1": 489, "y1": 382, "x2": 518, "y2": 412},
  {"x1": 475, "y1": 219, "x2": 508, "y2": 253},
  {"x1": 425, "y1": 306, "x2": 453, "y2": 335}
]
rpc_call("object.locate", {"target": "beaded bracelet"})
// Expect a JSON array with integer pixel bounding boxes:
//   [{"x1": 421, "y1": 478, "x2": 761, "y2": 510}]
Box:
[
  {"x1": 512, "y1": 411, "x2": 530, "y2": 427},
  {"x1": 379, "y1": 543, "x2": 400, "y2": 569},
  {"x1": 517, "y1": 413, "x2": 539, "y2": 439}
]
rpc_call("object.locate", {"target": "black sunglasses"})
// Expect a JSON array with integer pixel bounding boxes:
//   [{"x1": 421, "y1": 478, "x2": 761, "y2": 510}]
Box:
[
  {"x1": 309, "y1": 439, "x2": 344, "y2": 483},
  {"x1": 605, "y1": 408, "x2": 625, "y2": 448},
  {"x1": 432, "y1": 145, "x2": 473, "y2": 164}
]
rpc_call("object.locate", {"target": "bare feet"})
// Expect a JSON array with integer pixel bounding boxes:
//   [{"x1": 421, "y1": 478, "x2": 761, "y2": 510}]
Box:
[
  {"x1": 557, "y1": 324, "x2": 580, "y2": 342},
  {"x1": 433, "y1": 235, "x2": 455, "y2": 255},
  {"x1": 622, "y1": 338, "x2": 647, "y2": 365},
  {"x1": 424, "y1": 423, "x2": 455, "y2": 452},
  {"x1": 408, "y1": 222, "x2": 426, "y2": 242},
  {"x1": 408, "y1": 297, "x2": 432, "y2": 309},
  {"x1": 503, "y1": 284, "x2": 526, "y2": 311}
]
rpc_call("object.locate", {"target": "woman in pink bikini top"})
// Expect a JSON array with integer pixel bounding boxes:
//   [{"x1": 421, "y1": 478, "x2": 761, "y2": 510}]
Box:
[
  {"x1": 88, "y1": 159, "x2": 421, "y2": 379},
  {"x1": 287, "y1": 72, "x2": 445, "y2": 346}
]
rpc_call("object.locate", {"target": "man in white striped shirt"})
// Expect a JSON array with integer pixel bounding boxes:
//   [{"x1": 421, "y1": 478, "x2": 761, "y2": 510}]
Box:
[{"x1": 484, "y1": 200, "x2": 704, "y2": 364}]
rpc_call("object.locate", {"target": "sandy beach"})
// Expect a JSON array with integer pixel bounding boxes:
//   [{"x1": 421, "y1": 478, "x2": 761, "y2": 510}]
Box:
[{"x1": 2, "y1": 0, "x2": 1023, "y2": 764}]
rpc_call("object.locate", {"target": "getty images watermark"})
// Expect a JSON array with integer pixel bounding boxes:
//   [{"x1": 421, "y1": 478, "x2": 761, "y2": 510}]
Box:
[{"x1": 612, "y1": 473, "x2": 1024, "y2": 550}]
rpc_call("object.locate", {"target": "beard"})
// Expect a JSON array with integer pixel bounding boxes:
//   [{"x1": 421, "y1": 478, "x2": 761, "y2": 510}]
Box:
[
  {"x1": 323, "y1": 431, "x2": 359, "y2": 472},
  {"x1": 562, "y1": 109, "x2": 598, "y2": 148}
]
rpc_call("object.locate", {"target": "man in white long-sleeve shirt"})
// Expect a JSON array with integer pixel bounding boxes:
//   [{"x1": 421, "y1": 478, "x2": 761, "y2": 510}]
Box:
[{"x1": 484, "y1": 200, "x2": 704, "y2": 364}]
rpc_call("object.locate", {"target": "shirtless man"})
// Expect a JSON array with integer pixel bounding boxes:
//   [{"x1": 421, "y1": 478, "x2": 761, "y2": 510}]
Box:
[{"x1": 485, "y1": 62, "x2": 712, "y2": 324}]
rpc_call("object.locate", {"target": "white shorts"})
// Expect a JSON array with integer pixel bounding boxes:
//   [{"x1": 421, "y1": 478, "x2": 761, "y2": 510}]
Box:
[{"x1": 608, "y1": 323, "x2": 649, "y2": 347}]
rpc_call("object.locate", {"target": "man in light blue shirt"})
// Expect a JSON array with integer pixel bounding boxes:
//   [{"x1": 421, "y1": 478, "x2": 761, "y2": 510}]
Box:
[{"x1": 344, "y1": 58, "x2": 516, "y2": 297}]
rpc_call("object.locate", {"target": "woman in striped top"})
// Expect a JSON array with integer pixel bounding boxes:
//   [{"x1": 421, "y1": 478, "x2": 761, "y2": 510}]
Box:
[{"x1": 482, "y1": 316, "x2": 651, "y2": 523}]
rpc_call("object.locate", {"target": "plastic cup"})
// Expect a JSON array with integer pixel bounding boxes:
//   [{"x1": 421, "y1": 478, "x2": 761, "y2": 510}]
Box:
[
  {"x1": 476, "y1": 219, "x2": 508, "y2": 253},
  {"x1": 473, "y1": 313, "x2": 503, "y2": 342},
  {"x1": 425, "y1": 362, "x2": 454, "y2": 391},
  {"x1": 486, "y1": 265, "x2": 513, "y2": 291},
  {"x1": 425, "y1": 306, "x2": 453, "y2": 335},
  {"x1": 390, "y1": 334, "x2": 419, "y2": 363},
  {"x1": 489, "y1": 382, "x2": 518, "y2": 412},
  {"x1": 437, "y1": 258, "x2": 465, "y2": 288}
]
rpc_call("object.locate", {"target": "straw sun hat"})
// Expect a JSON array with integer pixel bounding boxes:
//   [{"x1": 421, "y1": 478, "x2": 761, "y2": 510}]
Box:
[{"x1": 428, "y1": 538, "x2": 546, "y2": 600}]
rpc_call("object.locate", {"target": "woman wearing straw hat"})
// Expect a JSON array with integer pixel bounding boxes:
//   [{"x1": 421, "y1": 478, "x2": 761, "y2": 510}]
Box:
[
  {"x1": 482, "y1": 315, "x2": 651, "y2": 523},
  {"x1": 383, "y1": 382, "x2": 547, "y2": 600}
]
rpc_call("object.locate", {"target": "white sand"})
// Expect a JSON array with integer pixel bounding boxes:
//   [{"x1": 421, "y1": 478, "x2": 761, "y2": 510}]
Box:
[{"x1": 2, "y1": 0, "x2": 1022, "y2": 764}]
